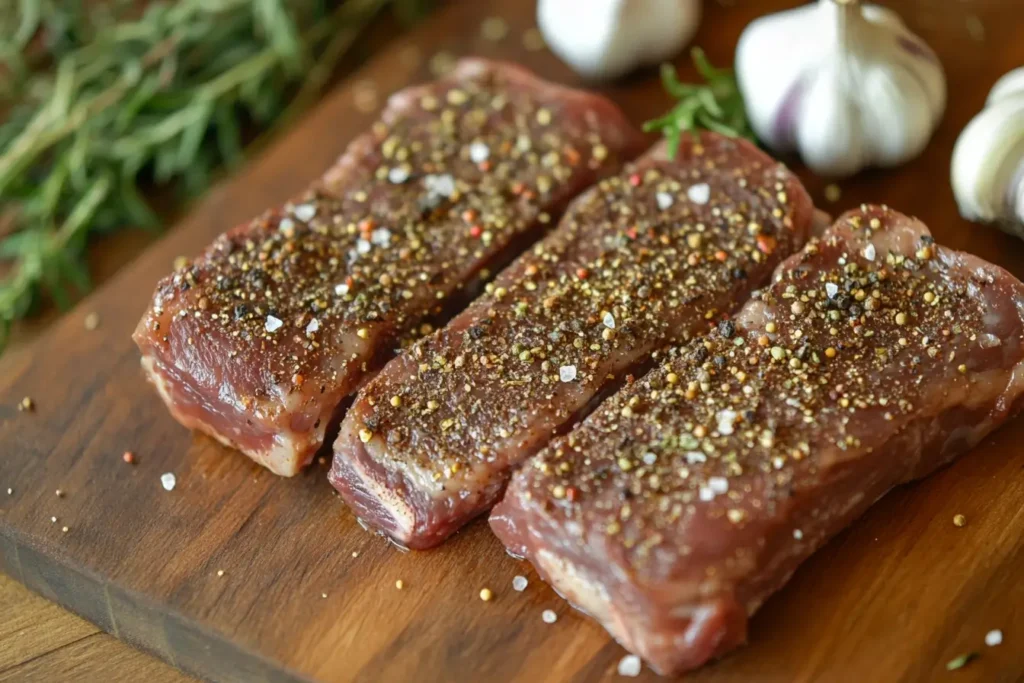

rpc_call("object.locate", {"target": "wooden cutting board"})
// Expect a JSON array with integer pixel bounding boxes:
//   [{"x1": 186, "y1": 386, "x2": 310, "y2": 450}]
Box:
[{"x1": 2, "y1": 1, "x2": 1022, "y2": 681}]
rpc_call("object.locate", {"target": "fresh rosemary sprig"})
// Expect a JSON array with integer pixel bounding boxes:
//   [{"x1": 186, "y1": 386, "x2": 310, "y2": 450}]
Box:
[
  {"x1": 643, "y1": 47, "x2": 755, "y2": 158},
  {"x1": 0, "y1": 0, "x2": 429, "y2": 353}
]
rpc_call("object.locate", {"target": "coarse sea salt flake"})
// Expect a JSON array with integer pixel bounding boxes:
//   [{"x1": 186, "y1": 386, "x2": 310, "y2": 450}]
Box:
[
  {"x1": 371, "y1": 227, "x2": 392, "y2": 246},
  {"x1": 716, "y1": 409, "x2": 738, "y2": 435},
  {"x1": 686, "y1": 451, "x2": 707, "y2": 464},
  {"x1": 388, "y1": 166, "x2": 410, "y2": 184},
  {"x1": 559, "y1": 365, "x2": 577, "y2": 383},
  {"x1": 356, "y1": 239, "x2": 372, "y2": 254},
  {"x1": 603, "y1": 312, "x2": 616, "y2": 329},
  {"x1": 825, "y1": 282, "x2": 838, "y2": 298},
  {"x1": 512, "y1": 575, "x2": 528, "y2": 592},
  {"x1": 293, "y1": 203, "x2": 316, "y2": 222},
  {"x1": 278, "y1": 217, "x2": 295, "y2": 232},
  {"x1": 335, "y1": 283, "x2": 350, "y2": 296},
  {"x1": 863, "y1": 243, "x2": 877, "y2": 261},
  {"x1": 160, "y1": 473, "x2": 176, "y2": 491},
  {"x1": 642, "y1": 452, "x2": 657, "y2": 465},
  {"x1": 265, "y1": 315, "x2": 284, "y2": 333},
  {"x1": 986, "y1": 629, "x2": 1003, "y2": 646},
  {"x1": 793, "y1": 528, "x2": 804, "y2": 540},
  {"x1": 469, "y1": 141, "x2": 490, "y2": 164},
  {"x1": 542, "y1": 610, "x2": 558, "y2": 624},
  {"x1": 656, "y1": 191, "x2": 674, "y2": 210},
  {"x1": 618, "y1": 654, "x2": 642, "y2": 677},
  {"x1": 687, "y1": 183, "x2": 710, "y2": 205},
  {"x1": 306, "y1": 318, "x2": 320, "y2": 334},
  {"x1": 709, "y1": 476, "x2": 729, "y2": 494},
  {"x1": 699, "y1": 486, "x2": 715, "y2": 502}
]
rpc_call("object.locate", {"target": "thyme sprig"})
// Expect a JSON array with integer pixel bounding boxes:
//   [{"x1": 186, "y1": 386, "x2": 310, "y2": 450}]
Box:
[
  {"x1": 643, "y1": 47, "x2": 755, "y2": 158},
  {"x1": 0, "y1": 0, "x2": 428, "y2": 352}
]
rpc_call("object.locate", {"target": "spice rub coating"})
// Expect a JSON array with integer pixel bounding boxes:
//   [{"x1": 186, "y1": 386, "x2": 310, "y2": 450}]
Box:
[
  {"x1": 133, "y1": 58, "x2": 643, "y2": 475},
  {"x1": 490, "y1": 206, "x2": 1024, "y2": 674},
  {"x1": 331, "y1": 132, "x2": 816, "y2": 547}
]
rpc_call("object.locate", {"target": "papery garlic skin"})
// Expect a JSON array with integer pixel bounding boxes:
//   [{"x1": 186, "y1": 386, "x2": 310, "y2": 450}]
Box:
[
  {"x1": 951, "y1": 66, "x2": 1024, "y2": 234},
  {"x1": 736, "y1": 0, "x2": 946, "y2": 177},
  {"x1": 537, "y1": 0, "x2": 701, "y2": 80}
]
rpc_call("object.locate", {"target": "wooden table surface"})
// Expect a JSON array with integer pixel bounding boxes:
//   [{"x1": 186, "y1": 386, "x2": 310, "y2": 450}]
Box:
[{"x1": 2, "y1": 1, "x2": 1022, "y2": 682}]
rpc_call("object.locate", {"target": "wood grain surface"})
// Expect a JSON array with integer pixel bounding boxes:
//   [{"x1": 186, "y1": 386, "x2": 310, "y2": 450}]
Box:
[{"x1": 2, "y1": 1, "x2": 1023, "y2": 681}]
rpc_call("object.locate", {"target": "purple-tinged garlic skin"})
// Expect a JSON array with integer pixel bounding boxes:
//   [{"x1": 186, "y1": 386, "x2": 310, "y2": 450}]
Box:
[
  {"x1": 951, "y1": 66, "x2": 1024, "y2": 237},
  {"x1": 736, "y1": 0, "x2": 946, "y2": 178}
]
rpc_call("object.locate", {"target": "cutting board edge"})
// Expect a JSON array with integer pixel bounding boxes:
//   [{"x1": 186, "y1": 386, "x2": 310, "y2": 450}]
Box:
[{"x1": 0, "y1": 526, "x2": 305, "y2": 683}]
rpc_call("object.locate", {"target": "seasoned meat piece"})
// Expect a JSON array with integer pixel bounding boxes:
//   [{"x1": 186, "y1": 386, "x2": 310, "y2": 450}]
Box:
[
  {"x1": 133, "y1": 58, "x2": 643, "y2": 476},
  {"x1": 490, "y1": 206, "x2": 1024, "y2": 675},
  {"x1": 330, "y1": 132, "x2": 816, "y2": 548}
]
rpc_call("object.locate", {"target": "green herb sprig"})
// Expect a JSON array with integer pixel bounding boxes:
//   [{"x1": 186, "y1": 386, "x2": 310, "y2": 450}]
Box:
[
  {"x1": 643, "y1": 47, "x2": 755, "y2": 159},
  {"x1": 0, "y1": 0, "x2": 429, "y2": 353}
]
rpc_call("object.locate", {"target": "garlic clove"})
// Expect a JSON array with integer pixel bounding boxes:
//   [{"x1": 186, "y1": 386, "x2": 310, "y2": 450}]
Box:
[
  {"x1": 736, "y1": 0, "x2": 946, "y2": 178},
  {"x1": 951, "y1": 67, "x2": 1024, "y2": 231},
  {"x1": 537, "y1": 0, "x2": 701, "y2": 81}
]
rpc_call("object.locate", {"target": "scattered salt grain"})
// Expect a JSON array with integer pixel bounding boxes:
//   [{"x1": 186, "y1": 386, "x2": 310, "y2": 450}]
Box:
[
  {"x1": 642, "y1": 452, "x2": 658, "y2": 466},
  {"x1": 716, "y1": 409, "x2": 738, "y2": 435},
  {"x1": 305, "y1": 319, "x2": 320, "y2": 335},
  {"x1": 356, "y1": 238, "x2": 372, "y2": 255},
  {"x1": 618, "y1": 654, "x2": 642, "y2": 677},
  {"x1": 542, "y1": 610, "x2": 557, "y2": 624},
  {"x1": 985, "y1": 629, "x2": 1003, "y2": 647},
  {"x1": 371, "y1": 228, "x2": 392, "y2": 247},
  {"x1": 709, "y1": 476, "x2": 729, "y2": 495},
  {"x1": 825, "y1": 282, "x2": 838, "y2": 298},
  {"x1": 322, "y1": 592, "x2": 328, "y2": 599},
  {"x1": 5, "y1": 488, "x2": 11, "y2": 496},
  {"x1": 656, "y1": 192, "x2": 674, "y2": 210},
  {"x1": 278, "y1": 217, "x2": 295, "y2": 233},
  {"x1": 293, "y1": 203, "x2": 316, "y2": 222},
  {"x1": 863, "y1": 243, "x2": 876, "y2": 261},
  {"x1": 424, "y1": 173, "x2": 456, "y2": 198},
  {"x1": 161, "y1": 473, "x2": 176, "y2": 491},
  {"x1": 686, "y1": 451, "x2": 707, "y2": 464},
  {"x1": 61, "y1": 526, "x2": 68, "y2": 533},
  {"x1": 265, "y1": 315, "x2": 283, "y2": 333},
  {"x1": 50, "y1": 516, "x2": 57, "y2": 523},
  {"x1": 335, "y1": 283, "x2": 350, "y2": 297},
  {"x1": 603, "y1": 312, "x2": 616, "y2": 329},
  {"x1": 699, "y1": 486, "x2": 715, "y2": 502},
  {"x1": 469, "y1": 141, "x2": 491, "y2": 164},
  {"x1": 388, "y1": 166, "x2": 410, "y2": 184},
  {"x1": 217, "y1": 570, "x2": 225, "y2": 577},
  {"x1": 512, "y1": 575, "x2": 528, "y2": 592},
  {"x1": 793, "y1": 529, "x2": 804, "y2": 540},
  {"x1": 559, "y1": 365, "x2": 577, "y2": 383},
  {"x1": 687, "y1": 183, "x2": 710, "y2": 205}
]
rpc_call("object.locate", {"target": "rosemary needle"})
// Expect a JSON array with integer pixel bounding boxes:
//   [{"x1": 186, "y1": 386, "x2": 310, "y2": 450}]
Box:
[{"x1": 643, "y1": 47, "x2": 756, "y2": 159}]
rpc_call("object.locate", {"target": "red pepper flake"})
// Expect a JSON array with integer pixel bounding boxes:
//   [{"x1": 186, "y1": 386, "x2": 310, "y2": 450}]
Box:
[
  {"x1": 345, "y1": 275, "x2": 355, "y2": 288},
  {"x1": 715, "y1": 250, "x2": 728, "y2": 262},
  {"x1": 566, "y1": 487, "x2": 579, "y2": 502},
  {"x1": 511, "y1": 181, "x2": 526, "y2": 195},
  {"x1": 469, "y1": 225, "x2": 483, "y2": 238},
  {"x1": 628, "y1": 173, "x2": 641, "y2": 187},
  {"x1": 564, "y1": 147, "x2": 581, "y2": 166},
  {"x1": 477, "y1": 160, "x2": 492, "y2": 172},
  {"x1": 756, "y1": 235, "x2": 777, "y2": 254},
  {"x1": 626, "y1": 374, "x2": 636, "y2": 384},
  {"x1": 462, "y1": 209, "x2": 478, "y2": 223},
  {"x1": 122, "y1": 451, "x2": 136, "y2": 464},
  {"x1": 292, "y1": 373, "x2": 305, "y2": 387},
  {"x1": 358, "y1": 218, "x2": 375, "y2": 234},
  {"x1": 626, "y1": 226, "x2": 638, "y2": 240},
  {"x1": 576, "y1": 267, "x2": 589, "y2": 280}
]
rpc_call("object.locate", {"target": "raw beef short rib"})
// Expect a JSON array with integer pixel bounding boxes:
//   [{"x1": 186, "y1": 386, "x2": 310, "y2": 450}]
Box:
[
  {"x1": 490, "y1": 206, "x2": 1024, "y2": 675},
  {"x1": 331, "y1": 132, "x2": 817, "y2": 548},
  {"x1": 133, "y1": 58, "x2": 643, "y2": 476}
]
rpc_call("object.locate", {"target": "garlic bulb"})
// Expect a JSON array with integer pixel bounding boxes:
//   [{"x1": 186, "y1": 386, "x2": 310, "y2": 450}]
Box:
[
  {"x1": 537, "y1": 0, "x2": 701, "y2": 81},
  {"x1": 735, "y1": 0, "x2": 946, "y2": 177},
  {"x1": 951, "y1": 67, "x2": 1024, "y2": 234}
]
